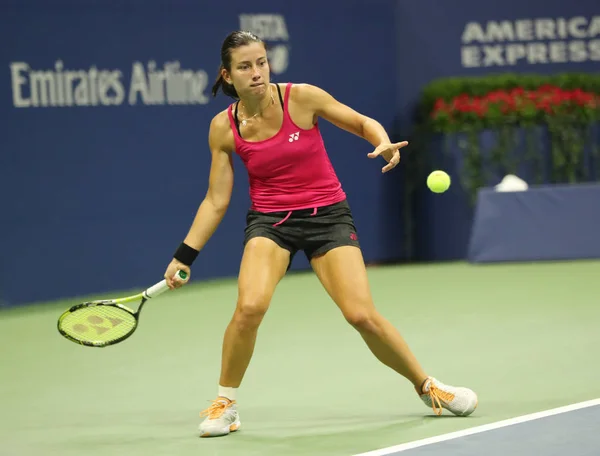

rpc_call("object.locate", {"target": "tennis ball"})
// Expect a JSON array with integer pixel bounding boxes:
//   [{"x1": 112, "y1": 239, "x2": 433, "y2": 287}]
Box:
[{"x1": 427, "y1": 170, "x2": 451, "y2": 193}]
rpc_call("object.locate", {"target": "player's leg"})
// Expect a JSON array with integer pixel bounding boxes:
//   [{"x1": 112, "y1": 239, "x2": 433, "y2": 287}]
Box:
[
  {"x1": 310, "y1": 245, "x2": 478, "y2": 417},
  {"x1": 220, "y1": 236, "x2": 290, "y2": 388},
  {"x1": 310, "y1": 245, "x2": 428, "y2": 387},
  {"x1": 199, "y1": 236, "x2": 291, "y2": 437}
]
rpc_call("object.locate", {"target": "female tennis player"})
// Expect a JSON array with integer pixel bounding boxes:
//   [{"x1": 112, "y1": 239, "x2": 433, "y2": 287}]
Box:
[{"x1": 164, "y1": 30, "x2": 477, "y2": 437}]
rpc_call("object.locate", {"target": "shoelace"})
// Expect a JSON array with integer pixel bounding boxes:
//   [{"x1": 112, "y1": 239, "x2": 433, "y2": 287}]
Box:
[
  {"x1": 428, "y1": 384, "x2": 455, "y2": 416},
  {"x1": 200, "y1": 399, "x2": 234, "y2": 420}
]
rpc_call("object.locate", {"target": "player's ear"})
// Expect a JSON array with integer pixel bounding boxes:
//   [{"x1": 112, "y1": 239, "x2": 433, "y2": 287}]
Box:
[{"x1": 221, "y1": 66, "x2": 232, "y2": 85}]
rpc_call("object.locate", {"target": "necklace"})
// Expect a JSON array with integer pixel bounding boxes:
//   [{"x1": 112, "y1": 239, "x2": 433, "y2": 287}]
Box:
[{"x1": 240, "y1": 86, "x2": 275, "y2": 127}]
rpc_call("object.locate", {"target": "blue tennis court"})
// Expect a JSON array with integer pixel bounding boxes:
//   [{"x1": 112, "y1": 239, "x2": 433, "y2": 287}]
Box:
[{"x1": 355, "y1": 400, "x2": 600, "y2": 456}]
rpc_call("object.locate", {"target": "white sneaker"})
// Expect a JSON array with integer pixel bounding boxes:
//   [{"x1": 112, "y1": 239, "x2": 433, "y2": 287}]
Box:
[
  {"x1": 198, "y1": 397, "x2": 241, "y2": 437},
  {"x1": 420, "y1": 377, "x2": 478, "y2": 416}
]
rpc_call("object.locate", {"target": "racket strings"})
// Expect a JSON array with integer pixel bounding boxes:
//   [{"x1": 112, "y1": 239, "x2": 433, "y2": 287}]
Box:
[{"x1": 59, "y1": 305, "x2": 136, "y2": 344}]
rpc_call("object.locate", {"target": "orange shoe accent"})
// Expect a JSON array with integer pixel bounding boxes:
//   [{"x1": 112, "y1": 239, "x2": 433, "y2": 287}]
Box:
[
  {"x1": 427, "y1": 383, "x2": 455, "y2": 416},
  {"x1": 199, "y1": 398, "x2": 235, "y2": 420}
]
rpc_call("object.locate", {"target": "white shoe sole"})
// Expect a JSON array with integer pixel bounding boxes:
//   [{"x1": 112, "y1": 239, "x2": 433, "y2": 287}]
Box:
[{"x1": 200, "y1": 419, "x2": 241, "y2": 438}]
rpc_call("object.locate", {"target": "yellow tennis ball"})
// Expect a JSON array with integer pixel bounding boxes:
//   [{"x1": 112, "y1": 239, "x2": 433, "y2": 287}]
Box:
[{"x1": 427, "y1": 170, "x2": 451, "y2": 193}]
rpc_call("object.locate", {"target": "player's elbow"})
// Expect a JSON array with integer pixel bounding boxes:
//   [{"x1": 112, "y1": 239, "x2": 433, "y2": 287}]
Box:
[
  {"x1": 360, "y1": 116, "x2": 377, "y2": 135},
  {"x1": 206, "y1": 168, "x2": 234, "y2": 214},
  {"x1": 207, "y1": 192, "x2": 231, "y2": 214}
]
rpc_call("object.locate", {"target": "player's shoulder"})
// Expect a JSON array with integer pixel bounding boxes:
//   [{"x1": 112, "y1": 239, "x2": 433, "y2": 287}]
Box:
[
  {"x1": 208, "y1": 107, "x2": 235, "y2": 151},
  {"x1": 210, "y1": 107, "x2": 232, "y2": 131},
  {"x1": 286, "y1": 82, "x2": 329, "y2": 105},
  {"x1": 286, "y1": 82, "x2": 322, "y2": 97}
]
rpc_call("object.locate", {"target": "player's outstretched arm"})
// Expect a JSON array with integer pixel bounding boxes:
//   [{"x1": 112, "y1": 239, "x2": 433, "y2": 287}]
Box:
[
  {"x1": 165, "y1": 112, "x2": 235, "y2": 288},
  {"x1": 294, "y1": 83, "x2": 408, "y2": 173}
]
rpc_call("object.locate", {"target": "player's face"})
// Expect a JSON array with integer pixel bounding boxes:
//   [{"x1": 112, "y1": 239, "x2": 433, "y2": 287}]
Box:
[{"x1": 225, "y1": 42, "x2": 270, "y2": 98}]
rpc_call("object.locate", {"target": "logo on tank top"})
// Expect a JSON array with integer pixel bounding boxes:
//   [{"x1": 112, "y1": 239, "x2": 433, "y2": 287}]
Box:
[
  {"x1": 239, "y1": 14, "x2": 290, "y2": 75},
  {"x1": 289, "y1": 131, "x2": 299, "y2": 142}
]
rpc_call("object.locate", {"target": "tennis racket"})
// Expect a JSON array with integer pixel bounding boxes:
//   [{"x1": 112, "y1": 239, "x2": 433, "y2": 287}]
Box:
[{"x1": 57, "y1": 270, "x2": 188, "y2": 347}]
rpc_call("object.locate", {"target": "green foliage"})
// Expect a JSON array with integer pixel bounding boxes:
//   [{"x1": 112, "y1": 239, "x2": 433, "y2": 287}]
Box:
[{"x1": 410, "y1": 72, "x2": 600, "y2": 199}]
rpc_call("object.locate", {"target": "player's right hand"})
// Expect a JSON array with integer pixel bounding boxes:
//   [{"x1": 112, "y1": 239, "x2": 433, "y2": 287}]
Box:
[{"x1": 165, "y1": 259, "x2": 191, "y2": 289}]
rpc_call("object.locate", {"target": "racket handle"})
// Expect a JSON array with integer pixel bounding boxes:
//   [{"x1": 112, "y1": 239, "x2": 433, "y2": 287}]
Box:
[{"x1": 144, "y1": 270, "x2": 188, "y2": 299}]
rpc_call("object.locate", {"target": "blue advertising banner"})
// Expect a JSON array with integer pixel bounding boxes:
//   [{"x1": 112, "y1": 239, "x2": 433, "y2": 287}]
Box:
[
  {"x1": 1, "y1": 0, "x2": 400, "y2": 306},
  {"x1": 2, "y1": 0, "x2": 598, "y2": 306}
]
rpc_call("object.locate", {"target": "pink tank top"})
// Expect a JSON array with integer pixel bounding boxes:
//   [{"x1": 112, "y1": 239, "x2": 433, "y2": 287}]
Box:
[{"x1": 227, "y1": 83, "x2": 346, "y2": 213}]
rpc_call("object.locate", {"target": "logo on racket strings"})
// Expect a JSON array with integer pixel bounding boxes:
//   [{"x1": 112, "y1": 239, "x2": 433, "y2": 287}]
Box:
[{"x1": 71, "y1": 315, "x2": 126, "y2": 336}]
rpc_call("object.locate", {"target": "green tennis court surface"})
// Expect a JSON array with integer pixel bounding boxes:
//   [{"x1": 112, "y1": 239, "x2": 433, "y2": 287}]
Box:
[{"x1": 1, "y1": 260, "x2": 599, "y2": 456}]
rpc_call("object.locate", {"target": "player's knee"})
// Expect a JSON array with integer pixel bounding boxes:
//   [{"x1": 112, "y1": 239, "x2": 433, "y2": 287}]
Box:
[
  {"x1": 234, "y1": 294, "x2": 270, "y2": 330},
  {"x1": 343, "y1": 307, "x2": 378, "y2": 332}
]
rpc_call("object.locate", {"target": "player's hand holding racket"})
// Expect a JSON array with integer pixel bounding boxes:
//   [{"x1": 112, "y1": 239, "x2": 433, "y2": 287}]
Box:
[
  {"x1": 57, "y1": 241, "x2": 196, "y2": 347},
  {"x1": 165, "y1": 259, "x2": 191, "y2": 289},
  {"x1": 57, "y1": 269, "x2": 189, "y2": 347}
]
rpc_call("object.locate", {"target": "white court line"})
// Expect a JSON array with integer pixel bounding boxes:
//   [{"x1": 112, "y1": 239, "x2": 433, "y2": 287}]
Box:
[{"x1": 353, "y1": 398, "x2": 600, "y2": 456}]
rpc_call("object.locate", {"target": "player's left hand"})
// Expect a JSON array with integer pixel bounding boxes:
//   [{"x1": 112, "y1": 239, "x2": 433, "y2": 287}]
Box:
[{"x1": 367, "y1": 141, "x2": 408, "y2": 173}]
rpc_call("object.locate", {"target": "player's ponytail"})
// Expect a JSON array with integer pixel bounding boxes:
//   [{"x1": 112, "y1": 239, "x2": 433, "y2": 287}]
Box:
[
  {"x1": 211, "y1": 30, "x2": 265, "y2": 99},
  {"x1": 211, "y1": 64, "x2": 239, "y2": 99}
]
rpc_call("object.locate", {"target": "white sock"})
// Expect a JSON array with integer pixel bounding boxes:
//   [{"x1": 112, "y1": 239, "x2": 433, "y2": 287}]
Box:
[
  {"x1": 420, "y1": 377, "x2": 432, "y2": 394},
  {"x1": 218, "y1": 385, "x2": 237, "y2": 401}
]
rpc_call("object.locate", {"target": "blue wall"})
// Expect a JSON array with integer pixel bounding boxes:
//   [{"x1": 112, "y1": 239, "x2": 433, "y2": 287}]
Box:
[
  {"x1": 394, "y1": 0, "x2": 600, "y2": 261},
  {"x1": 2, "y1": 0, "x2": 599, "y2": 306}
]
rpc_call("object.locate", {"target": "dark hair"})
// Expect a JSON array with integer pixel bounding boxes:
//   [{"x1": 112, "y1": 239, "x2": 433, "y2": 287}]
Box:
[{"x1": 211, "y1": 30, "x2": 266, "y2": 99}]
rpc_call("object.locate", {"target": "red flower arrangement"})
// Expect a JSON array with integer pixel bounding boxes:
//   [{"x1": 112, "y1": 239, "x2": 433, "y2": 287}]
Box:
[
  {"x1": 430, "y1": 85, "x2": 600, "y2": 130},
  {"x1": 412, "y1": 75, "x2": 600, "y2": 198}
]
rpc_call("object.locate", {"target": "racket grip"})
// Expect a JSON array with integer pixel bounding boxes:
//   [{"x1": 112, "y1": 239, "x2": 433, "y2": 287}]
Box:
[{"x1": 144, "y1": 270, "x2": 188, "y2": 299}]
